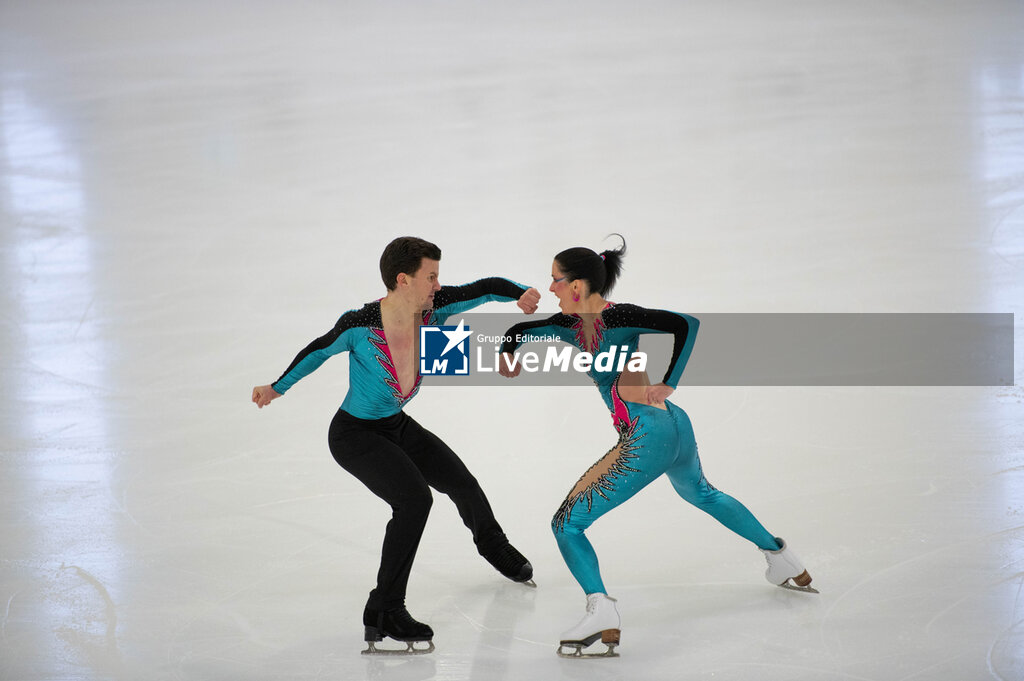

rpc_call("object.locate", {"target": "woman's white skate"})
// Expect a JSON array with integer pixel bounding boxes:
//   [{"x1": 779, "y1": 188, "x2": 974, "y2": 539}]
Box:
[
  {"x1": 557, "y1": 593, "x2": 621, "y2": 658},
  {"x1": 761, "y1": 537, "x2": 818, "y2": 593}
]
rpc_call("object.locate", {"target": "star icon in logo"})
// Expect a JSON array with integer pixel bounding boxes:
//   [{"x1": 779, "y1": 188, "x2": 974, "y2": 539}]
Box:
[{"x1": 439, "y1": 319, "x2": 472, "y2": 357}]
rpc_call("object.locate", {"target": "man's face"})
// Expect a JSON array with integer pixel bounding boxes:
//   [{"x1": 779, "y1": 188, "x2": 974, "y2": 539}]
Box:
[{"x1": 407, "y1": 258, "x2": 441, "y2": 309}]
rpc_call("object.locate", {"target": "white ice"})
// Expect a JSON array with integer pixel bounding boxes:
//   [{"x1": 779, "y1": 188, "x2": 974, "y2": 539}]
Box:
[{"x1": 1, "y1": 1, "x2": 1023, "y2": 680}]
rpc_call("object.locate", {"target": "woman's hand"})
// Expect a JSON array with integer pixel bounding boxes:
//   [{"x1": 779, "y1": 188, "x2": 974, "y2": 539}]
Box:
[
  {"x1": 517, "y1": 288, "x2": 541, "y2": 314},
  {"x1": 252, "y1": 384, "x2": 281, "y2": 408},
  {"x1": 645, "y1": 383, "x2": 674, "y2": 406}
]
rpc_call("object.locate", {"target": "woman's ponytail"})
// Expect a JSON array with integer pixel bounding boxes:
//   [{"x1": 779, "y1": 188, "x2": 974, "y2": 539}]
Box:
[{"x1": 553, "y1": 233, "x2": 627, "y2": 297}]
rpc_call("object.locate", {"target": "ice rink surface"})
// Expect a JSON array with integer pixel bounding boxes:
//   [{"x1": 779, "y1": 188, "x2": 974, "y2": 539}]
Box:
[{"x1": 2, "y1": 1, "x2": 1023, "y2": 679}]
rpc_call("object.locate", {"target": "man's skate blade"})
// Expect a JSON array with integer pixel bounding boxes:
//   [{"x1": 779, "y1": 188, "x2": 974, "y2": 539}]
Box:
[
  {"x1": 362, "y1": 640, "x2": 435, "y2": 655},
  {"x1": 778, "y1": 581, "x2": 819, "y2": 594}
]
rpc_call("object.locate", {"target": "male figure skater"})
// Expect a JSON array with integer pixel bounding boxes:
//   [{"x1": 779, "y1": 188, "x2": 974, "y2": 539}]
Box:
[{"x1": 252, "y1": 236, "x2": 541, "y2": 654}]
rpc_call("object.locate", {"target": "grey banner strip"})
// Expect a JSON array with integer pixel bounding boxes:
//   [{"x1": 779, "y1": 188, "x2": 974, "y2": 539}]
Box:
[{"x1": 420, "y1": 313, "x2": 1014, "y2": 387}]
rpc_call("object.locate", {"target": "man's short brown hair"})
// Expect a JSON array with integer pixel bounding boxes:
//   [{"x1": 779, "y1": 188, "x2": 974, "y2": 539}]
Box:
[{"x1": 380, "y1": 237, "x2": 442, "y2": 291}]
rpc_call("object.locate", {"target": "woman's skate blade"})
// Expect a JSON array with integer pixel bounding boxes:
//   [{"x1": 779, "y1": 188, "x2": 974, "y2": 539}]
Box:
[
  {"x1": 778, "y1": 580, "x2": 819, "y2": 594},
  {"x1": 556, "y1": 629, "x2": 620, "y2": 658},
  {"x1": 362, "y1": 640, "x2": 435, "y2": 656},
  {"x1": 777, "y1": 569, "x2": 819, "y2": 594}
]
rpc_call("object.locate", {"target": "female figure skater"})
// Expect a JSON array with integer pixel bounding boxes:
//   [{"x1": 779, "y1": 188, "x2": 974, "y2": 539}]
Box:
[{"x1": 498, "y1": 236, "x2": 815, "y2": 658}]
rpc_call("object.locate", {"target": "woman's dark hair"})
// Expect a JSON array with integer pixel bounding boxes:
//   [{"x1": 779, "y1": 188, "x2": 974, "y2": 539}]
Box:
[
  {"x1": 554, "y1": 233, "x2": 626, "y2": 296},
  {"x1": 380, "y1": 236, "x2": 442, "y2": 290}
]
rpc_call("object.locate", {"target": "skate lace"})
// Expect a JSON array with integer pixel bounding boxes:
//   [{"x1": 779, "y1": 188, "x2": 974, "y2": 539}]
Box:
[
  {"x1": 389, "y1": 607, "x2": 418, "y2": 628},
  {"x1": 489, "y1": 543, "x2": 526, "y2": 573}
]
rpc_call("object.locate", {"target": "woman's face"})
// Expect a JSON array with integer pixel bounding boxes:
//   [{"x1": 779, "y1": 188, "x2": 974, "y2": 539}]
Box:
[{"x1": 549, "y1": 259, "x2": 577, "y2": 313}]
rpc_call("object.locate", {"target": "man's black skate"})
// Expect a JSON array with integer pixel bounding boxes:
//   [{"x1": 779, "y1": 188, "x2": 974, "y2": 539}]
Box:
[
  {"x1": 483, "y1": 542, "x2": 535, "y2": 586},
  {"x1": 362, "y1": 606, "x2": 435, "y2": 655}
]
